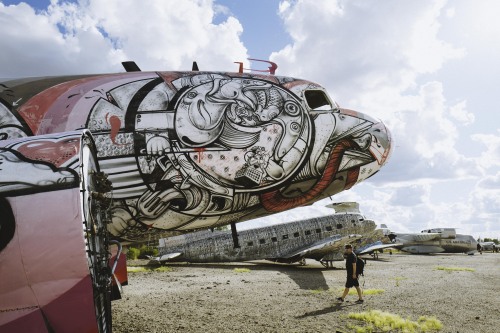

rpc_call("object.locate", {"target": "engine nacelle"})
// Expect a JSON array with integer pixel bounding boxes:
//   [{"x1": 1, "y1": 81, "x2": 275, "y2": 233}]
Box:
[{"x1": 0, "y1": 131, "x2": 114, "y2": 333}]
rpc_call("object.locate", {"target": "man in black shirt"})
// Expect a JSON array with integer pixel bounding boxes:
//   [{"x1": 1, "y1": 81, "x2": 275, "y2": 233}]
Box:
[{"x1": 336, "y1": 244, "x2": 364, "y2": 303}]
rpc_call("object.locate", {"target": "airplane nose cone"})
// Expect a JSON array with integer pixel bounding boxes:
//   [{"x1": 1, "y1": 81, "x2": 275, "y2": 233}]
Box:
[
  {"x1": 337, "y1": 108, "x2": 393, "y2": 170},
  {"x1": 377, "y1": 118, "x2": 393, "y2": 167},
  {"x1": 370, "y1": 116, "x2": 393, "y2": 168}
]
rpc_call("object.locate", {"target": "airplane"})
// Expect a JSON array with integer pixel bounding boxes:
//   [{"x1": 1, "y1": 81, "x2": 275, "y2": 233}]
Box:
[
  {"x1": 0, "y1": 60, "x2": 393, "y2": 332},
  {"x1": 358, "y1": 227, "x2": 478, "y2": 255},
  {"x1": 478, "y1": 241, "x2": 498, "y2": 253},
  {"x1": 148, "y1": 206, "x2": 377, "y2": 268}
]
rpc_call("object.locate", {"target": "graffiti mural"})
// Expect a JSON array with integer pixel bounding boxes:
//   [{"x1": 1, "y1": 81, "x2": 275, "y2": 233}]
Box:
[
  {"x1": 0, "y1": 133, "x2": 81, "y2": 196},
  {"x1": 0, "y1": 71, "x2": 392, "y2": 241}
]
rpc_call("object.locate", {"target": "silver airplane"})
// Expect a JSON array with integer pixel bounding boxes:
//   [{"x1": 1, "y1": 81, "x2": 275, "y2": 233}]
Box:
[
  {"x1": 150, "y1": 209, "x2": 377, "y2": 267},
  {"x1": 358, "y1": 227, "x2": 478, "y2": 255},
  {"x1": 479, "y1": 241, "x2": 498, "y2": 253}
]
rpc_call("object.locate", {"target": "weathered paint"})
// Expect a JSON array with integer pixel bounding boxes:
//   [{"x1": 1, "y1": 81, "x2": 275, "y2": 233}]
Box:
[{"x1": 0, "y1": 131, "x2": 111, "y2": 332}]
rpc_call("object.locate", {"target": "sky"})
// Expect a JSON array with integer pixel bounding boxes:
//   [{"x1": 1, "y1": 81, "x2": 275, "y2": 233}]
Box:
[{"x1": 1, "y1": 0, "x2": 499, "y2": 239}]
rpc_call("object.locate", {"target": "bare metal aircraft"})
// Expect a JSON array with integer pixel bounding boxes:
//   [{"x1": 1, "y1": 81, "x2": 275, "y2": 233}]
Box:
[
  {"x1": 358, "y1": 227, "x2": 478, "y2": 255},
  {"x1": 479, "y1": 241, "x2": 498, "y2": 253},
  {"x1": 150, "y1": 208, "x2": 377, "y2": 267}
]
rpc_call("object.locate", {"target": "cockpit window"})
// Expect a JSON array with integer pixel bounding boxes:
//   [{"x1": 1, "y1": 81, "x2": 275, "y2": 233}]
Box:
[{"x1": 304, "y1": 90, "x2": 335, "y2": 111}]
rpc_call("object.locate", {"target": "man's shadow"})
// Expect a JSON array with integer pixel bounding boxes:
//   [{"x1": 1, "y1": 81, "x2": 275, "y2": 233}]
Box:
[{"x1": 295, "y1": 302, "x2": 359, "y2": 318}]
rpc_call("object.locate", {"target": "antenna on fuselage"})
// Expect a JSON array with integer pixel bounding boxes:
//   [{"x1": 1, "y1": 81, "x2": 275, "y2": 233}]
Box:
[
  {"x1": 234, "y1": 59, "x2": 278, "y2": 75},
  {"x1": 234, "y1": 62, "x2": 244, "y2": 74},
  {"x1": 122, "y1": 61, "x2": 141, "y2": 72},
  {"x1": 247, "y1": 58, "x2": 277, "y2": 75}
]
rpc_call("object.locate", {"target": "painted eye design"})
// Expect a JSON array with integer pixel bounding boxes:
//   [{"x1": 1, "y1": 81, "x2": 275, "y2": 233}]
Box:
[
  {"x1": 187, "y1": 92, "x2": 197, "y2": 99},
  {"x1": 290, "y1": 122, "x2": 300, "y2": 132},
  {"x1": 284, "y1": 101, "x2": 300, "y2": 116}
]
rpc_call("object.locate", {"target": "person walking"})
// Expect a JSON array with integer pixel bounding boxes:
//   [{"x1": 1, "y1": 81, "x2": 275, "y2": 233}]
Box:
[{"x1": 337, "y1": 244, "x2": 364, "y2": 303}]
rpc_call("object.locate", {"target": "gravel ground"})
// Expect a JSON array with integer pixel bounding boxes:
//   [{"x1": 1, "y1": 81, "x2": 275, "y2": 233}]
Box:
[{"x1": 112, "y1": 252, "x2": 500, "y2": 333}]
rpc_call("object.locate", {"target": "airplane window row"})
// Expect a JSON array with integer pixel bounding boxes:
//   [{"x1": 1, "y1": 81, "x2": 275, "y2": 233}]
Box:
[{"x1": 245, "y1": 225, "x2": 340, "y2": 247}]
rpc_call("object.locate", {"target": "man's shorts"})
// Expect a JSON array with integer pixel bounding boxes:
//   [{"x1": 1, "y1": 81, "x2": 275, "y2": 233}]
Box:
[{"x1": 345, "y1": 276, "x2": 359, "y2": 288}]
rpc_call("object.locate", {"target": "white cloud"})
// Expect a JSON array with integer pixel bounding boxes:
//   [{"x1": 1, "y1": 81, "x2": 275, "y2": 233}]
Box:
[
  {"x1": 0, "y1": 0, "x2": 498, "y2": 238},
  {"x1": 273, "y1": 0, "x2": 465, "y2": 110},
  {"x1": 477, "y1": 172, "x2": 500, "y2": 190},
  {"x1": 466, "y1": 173, "x2": 500, "y2": 236},
  {"x1": 388, "y1": 185, "x2": 428, "y2": 206},
  {"x1": 0, "y1": 0, "x2": 248, "y2": 77},
  {"x1": 402, "y1": 0, "x2": 465, "y2": 75},
  {"x1": 471, "y1": 131, "x2": 500, "y2": 173},
  {"x1": 267, "y1": 0, "x2": 500, "y2": 238},
  {"x1": 449, "y1": 100, "x2": 474, "y2": 125}
]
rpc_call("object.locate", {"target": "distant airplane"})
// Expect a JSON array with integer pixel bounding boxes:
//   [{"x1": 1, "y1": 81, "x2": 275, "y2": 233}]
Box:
[
  {"x1": 358, "y1": 227, "x2": 478, "y2": 255},
  {"x1": 478, "y1": 241, "x2": 498, "y2": 253},
  {"x1": 0, "y1": 60, "x2": 393, "y2": 332},
  {"x1": 149, "y1": 208, "x2": 377, "y2": 267}
]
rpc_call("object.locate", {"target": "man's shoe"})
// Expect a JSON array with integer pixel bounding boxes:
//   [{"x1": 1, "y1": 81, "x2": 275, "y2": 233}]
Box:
[
  {"x1": 355, "y1": 299, "x2": 364, "y2": 304},
  {"x1": 336, "y1": 297, "x2": 344, "y2": 302}
]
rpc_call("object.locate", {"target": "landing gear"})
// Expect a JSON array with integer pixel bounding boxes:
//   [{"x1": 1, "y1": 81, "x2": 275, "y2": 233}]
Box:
[
  {"x1": 320, "y1": 260, "x2": 336, "y2": 269},
  {"x1": 299, "y1": 258, "x2": 306, "y2": 266}
]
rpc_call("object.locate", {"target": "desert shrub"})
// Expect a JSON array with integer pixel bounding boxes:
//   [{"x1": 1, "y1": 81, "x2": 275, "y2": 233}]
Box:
[
  {"x1": 233, "y1": 268, "x2": 251, "y2": 273},
  {"x1": 348, "y1": 310, "x2": 443, "y2": 332},
  {"x1": 138, "y1": 245, "x2": 158, "y2": 258},
  {"x1": 127, "y1": 247, "x2": 140, "y2": 260}
]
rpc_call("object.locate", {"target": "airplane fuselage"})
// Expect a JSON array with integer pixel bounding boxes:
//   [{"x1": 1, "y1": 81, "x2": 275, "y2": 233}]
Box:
[
  {"x1": 0, "y1": 71, "x2": 392, "y2": 242},
  {"x1": 157, "y1": 213, "x2": 376, "y2": 263},
  {"x1": 393, "y1": 234, "x2": 477, "y2": 254}
]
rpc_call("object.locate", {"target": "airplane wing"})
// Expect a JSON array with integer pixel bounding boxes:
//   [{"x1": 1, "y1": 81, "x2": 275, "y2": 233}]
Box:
[
  {"x1": 356, "y1": 241, "x2": 404, "y2": 255},
  {"x1": 410, "y1": 233, "x2": 442, "y2": 242},
  {"x1": 275, "y1": 234, "x2": 362, "y2": 262},
  {"x1": 148, "y1": 252, "x2": 182, "y2": 263}
]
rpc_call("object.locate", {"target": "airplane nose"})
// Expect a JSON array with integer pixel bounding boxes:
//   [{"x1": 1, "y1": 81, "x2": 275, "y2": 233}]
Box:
[
  {"x1": 370, "y1": 117, "x2": 393, "y2": 168},
  {"x1": 337, "y1": 108, "x2": 393, "y2": 169}
]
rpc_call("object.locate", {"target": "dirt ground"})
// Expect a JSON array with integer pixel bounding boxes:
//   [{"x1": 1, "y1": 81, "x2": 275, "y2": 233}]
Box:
[{"x1": 112, "y1": 252, "x2": 500, "y2": 333}]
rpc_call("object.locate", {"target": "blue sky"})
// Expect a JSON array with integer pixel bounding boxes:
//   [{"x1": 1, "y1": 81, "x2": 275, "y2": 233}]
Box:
[{"x1": 1, "y1": 0, "x2": 499, "y2": 238}]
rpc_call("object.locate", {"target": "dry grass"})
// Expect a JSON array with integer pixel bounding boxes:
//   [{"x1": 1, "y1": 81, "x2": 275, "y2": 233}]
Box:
[
  {"x1": 347, "y1": 309, "x2": 443, "y2": 332},
  {"x1": 233, "y1": 268, "x2": 251, "y2": 273},
  {"x1": 127, "y1": 266, "x2": 173, "y2": 273},
  {"x1": 435, "y1": 266, "x2": 475, "y2": 272},
  {"x1": 393, "y1": 276, "x2": 408, "y2": 286}
]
